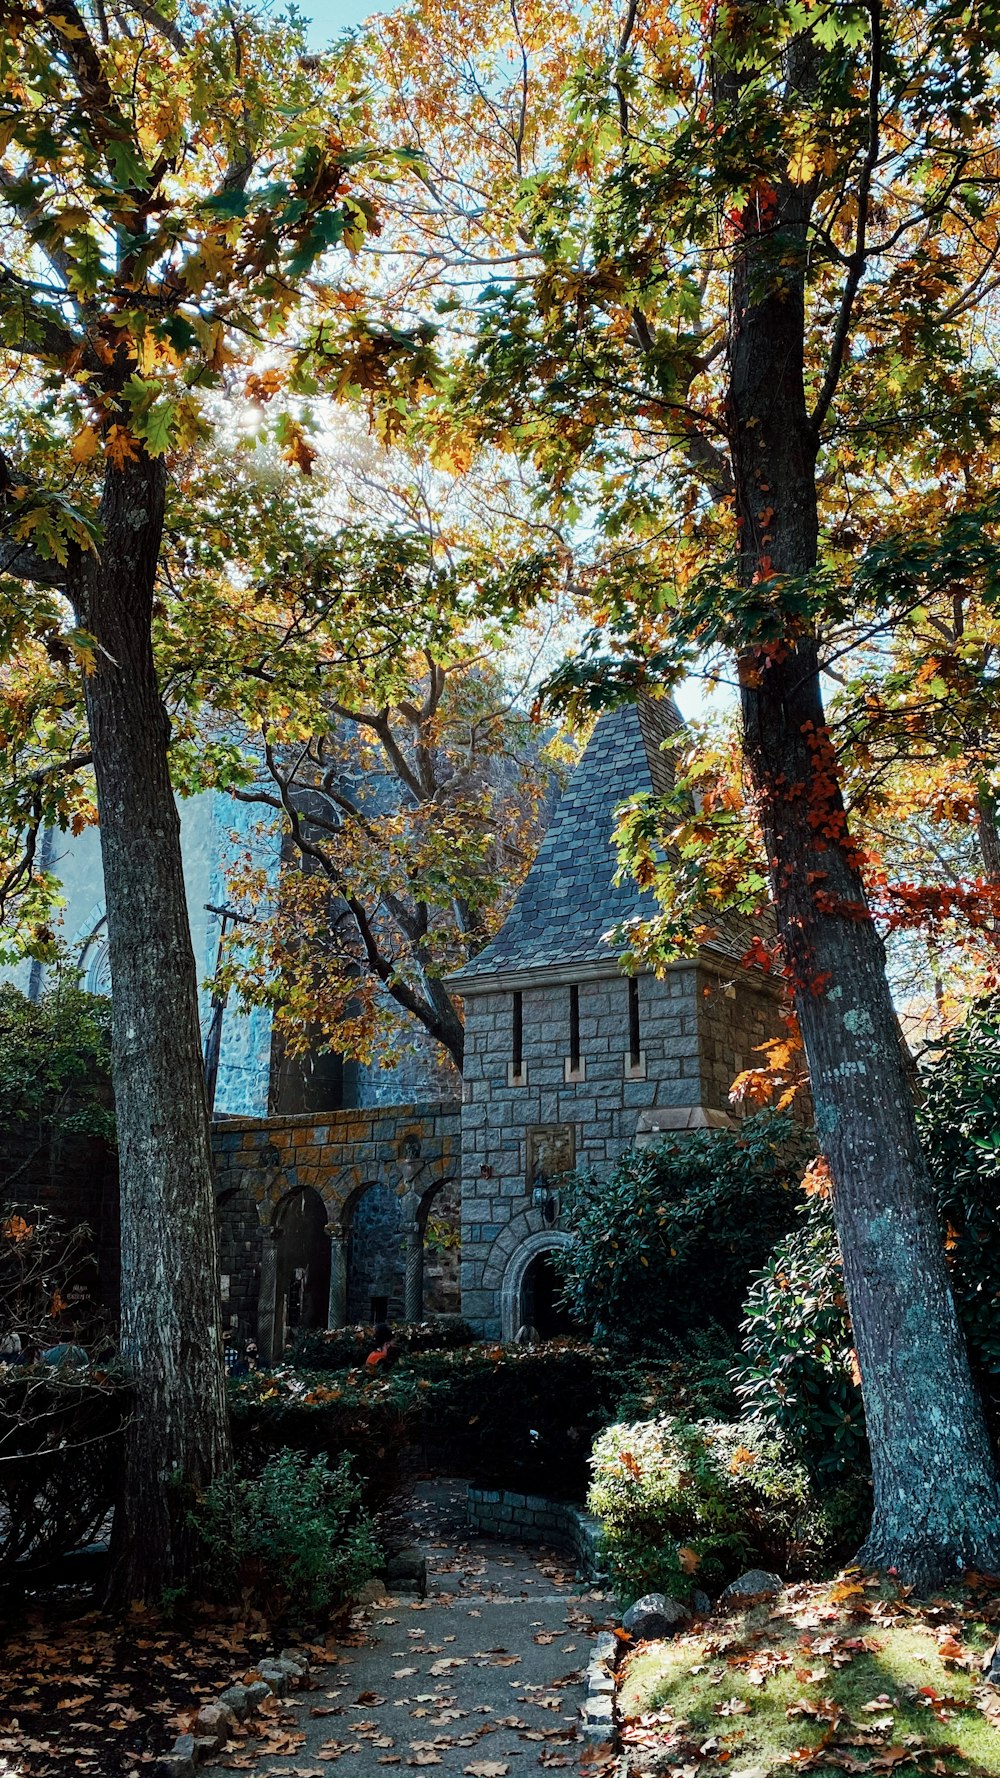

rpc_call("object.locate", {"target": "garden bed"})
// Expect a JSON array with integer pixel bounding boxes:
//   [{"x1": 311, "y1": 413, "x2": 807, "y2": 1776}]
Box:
[{"x1": 615, "y1": 1571, "x2": 1000, "y2": 1778}]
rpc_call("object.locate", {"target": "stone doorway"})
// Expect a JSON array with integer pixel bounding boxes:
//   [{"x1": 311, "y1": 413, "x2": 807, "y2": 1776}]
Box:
[
  {"x1": 499, "y1": 1229, "x2": 576, "y2": 1341},
  {"x1": 520, "y1": 1249, "x2": 577, "y2": 1340},
  {"x1": 273, "y1": 1185, "x2": 331, "y2": 1354}
]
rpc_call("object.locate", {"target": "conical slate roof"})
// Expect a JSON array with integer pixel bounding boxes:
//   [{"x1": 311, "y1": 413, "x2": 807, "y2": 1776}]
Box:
[{"x1": 451, "y1": 695, "x2": 684, "y2": 983}]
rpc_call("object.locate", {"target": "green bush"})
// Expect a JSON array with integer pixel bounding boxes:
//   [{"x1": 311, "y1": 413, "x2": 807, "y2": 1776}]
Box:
[
  {"x1": 191, "y1": 1448, "x2": 380, "y2": 1620},
  {"x1": 918, "y1": 999, "x2": 1000, "y2": 1393},
  {"x1": 557, "y1": 1112, "x2": 807, "y2": 1349},
  {"x1": 734, "y1": 999, "x2": 1000, "y2": 1476},
  {"x1": 229, "y1": 1369, "x2": 422, "y2": 1506},
  {"x1": 587, "y1": 1415, "x2": 867, "y2": 1607},
  {"x1": 231, "y1": 1341, "x2": 734, "y2": 1503},
  {"x1": 289, "y1": 1315, "x2": 475, "y2": 1371},
  {"x1": 736, "y1": 1205, "x2": 864, "y2": 1479}
]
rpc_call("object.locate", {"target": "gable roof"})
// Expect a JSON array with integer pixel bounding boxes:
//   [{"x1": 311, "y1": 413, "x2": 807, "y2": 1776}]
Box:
[{"x1": 449, "y1": 695, "x2": 684, "y2": 985}]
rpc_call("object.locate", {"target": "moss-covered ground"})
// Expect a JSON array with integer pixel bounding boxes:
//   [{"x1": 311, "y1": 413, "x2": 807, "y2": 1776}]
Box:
[{"x1": 617, "y1": 1573, "x2": 1000, "y2": 1778}]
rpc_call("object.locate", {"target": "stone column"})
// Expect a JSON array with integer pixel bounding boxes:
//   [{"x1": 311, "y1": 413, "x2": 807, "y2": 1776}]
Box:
[
  {"x1": 326, "y1": 1222, "x2": 348, "y2": 1329},
  {"x1": 257, "y1": 1227, "x2": 280, "y2": 1364},
  {"x1": 400, "y1": 1190, "x2": 423, "y2": 1324}
]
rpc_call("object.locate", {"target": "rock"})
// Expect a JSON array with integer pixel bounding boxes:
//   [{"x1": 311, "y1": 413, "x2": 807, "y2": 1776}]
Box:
[
  {"x1": 581, "y1": 1691, "x2": 614, "y2": 1736},
  {"x1": 279, "y1": 1648, "x2": 309, "y2": 1675},
  {"x1": 171, "y1": 1734, "x2": 197, "y2": 1760},
  {"x1": 256, "y1": 1661, "x2": 290, "y2": 1695},
  {"x1": 586, "y1": 1667, "x2": 615, "y2": 1695},
  {"x1": 190, "y1": 1702, "x2": 234, "y2": 1754},
  {"x1": 983, "y1": 1636, "x2": 1000, "y2": 1686},
  {"x1": 719, "y1": 1569, "x2": 783, "y2": 1605},
  {"x1": 693, "y1": 1590, "x2": 712, "y2": 1615},
  {"x1": 243, "y1": 1681, "x2": 272, "y2": 1711},
  {"x1": 357, "y1": 1578, "x2": 391, "y2": 1605},
  {"x1": 154, "y1": 1757, "x2": 195, "y2": 1778},
  {"x1": 591, "y1": 1631, "x2": 618, "y2": 1668},
  {"x1": 622, "y1": 1592, "x2": 691, "y2": 1640},
  {"x1": 385, "y1": 1547, "x2": 427, "y2": 1595},
  {"x1": 217, "y1": 1684, "x2": 251, "y2": 1720}
]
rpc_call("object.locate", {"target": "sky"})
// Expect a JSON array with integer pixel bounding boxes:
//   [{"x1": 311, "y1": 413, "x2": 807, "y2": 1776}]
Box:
[{"x1": 302, "y1": 0, "x2": 394, "y2": 43}]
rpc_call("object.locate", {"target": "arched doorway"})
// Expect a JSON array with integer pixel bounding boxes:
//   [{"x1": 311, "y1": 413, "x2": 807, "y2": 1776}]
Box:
[
  {"x1": 346, "y1": 1182, "x2": 404, "y2": 1324},
  {"x1": 216, "y1": 1183, "x2": 263, "y2": 1346},
  {"x1": 500, "y1": 1231, "x2": 576, "y2": 1341},
  {"x1": 520, "y1": 1249, "x2": 577, "y2": 1339},
  {"x1": 273, "y1": 1186, "x2": 331, "y2": 1353}
]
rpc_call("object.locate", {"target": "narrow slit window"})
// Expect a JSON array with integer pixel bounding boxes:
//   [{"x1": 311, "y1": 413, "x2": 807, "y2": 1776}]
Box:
[
  {"x1": 629, "y1": 976, "x2": 641, "y2": 1067},
  {"x1": 512, "y1": 990, "x2": 523, "y2": 1076},
  {"x1": 569, "y1": 983, "x2": 581, "y2": 1071}
]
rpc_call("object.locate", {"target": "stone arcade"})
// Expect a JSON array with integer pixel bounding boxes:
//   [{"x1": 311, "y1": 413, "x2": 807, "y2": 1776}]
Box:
[{"x1": 211, "y1": 696, "x2": 786, "y2": 1358}]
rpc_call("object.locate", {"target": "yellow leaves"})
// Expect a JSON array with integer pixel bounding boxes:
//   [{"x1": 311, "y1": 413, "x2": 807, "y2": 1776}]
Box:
[
  {"x1": 69, "y1": 424, "x2": 100, "y2": 466},
  {"x1": 103, "y1": 425, "x2": 141, "y2": 469},
  {"x1": 278, "y1": 419, "x2": 318, "y2": 475},
  {"x1": 430, "y1": 435, "x2": 475, "y2": 477},
  {"x1": 728, "y1": 1445, "x2": 757, "y2": 1474}
]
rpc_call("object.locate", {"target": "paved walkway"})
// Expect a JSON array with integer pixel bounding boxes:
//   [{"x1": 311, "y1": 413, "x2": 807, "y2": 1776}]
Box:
[{"x1": 206, "y1": 1480, "x2": 613, "y2": 1776}]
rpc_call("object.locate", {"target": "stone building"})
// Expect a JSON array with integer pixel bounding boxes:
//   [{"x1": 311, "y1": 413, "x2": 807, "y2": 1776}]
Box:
[
  {"x1": 448, "y1": 697, "x2": 786, "y2": 1339},
  {"x1": 209, "y1": 694, "x2": 786, "y2": 1355},
  {"x1": 5, "y1": 695, "x2": 786, "y2": 1354}
]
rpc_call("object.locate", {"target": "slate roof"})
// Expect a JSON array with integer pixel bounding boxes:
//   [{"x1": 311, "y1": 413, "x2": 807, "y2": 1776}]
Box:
[{"x1": 450, "y1": 695, "x2": 684, "y2": 983}]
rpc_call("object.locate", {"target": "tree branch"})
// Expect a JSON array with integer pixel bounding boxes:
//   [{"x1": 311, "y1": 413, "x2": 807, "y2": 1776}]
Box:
[{"x1": 811, "y1": 0, "x2": 882, "y2": 434}]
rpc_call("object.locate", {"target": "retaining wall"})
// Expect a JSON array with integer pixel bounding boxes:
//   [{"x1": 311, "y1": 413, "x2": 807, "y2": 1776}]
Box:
[{"x1": 466, "y1": 1486, "x2": 606, "y2": 1582}]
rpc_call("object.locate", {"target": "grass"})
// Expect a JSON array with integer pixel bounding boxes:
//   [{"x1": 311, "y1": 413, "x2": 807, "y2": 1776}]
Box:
[{"x1": 617, "y1": 1575, "x2": 1000, "y2": 1778}]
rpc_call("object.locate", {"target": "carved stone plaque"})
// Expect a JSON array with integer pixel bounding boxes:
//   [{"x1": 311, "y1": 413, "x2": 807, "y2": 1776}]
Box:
[{"x1": 525, "y1": 1123, "x2": 575, "y2": 1188}]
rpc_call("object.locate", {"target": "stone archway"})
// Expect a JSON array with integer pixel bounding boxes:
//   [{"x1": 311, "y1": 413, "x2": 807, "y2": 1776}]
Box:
[
  {"x1": 268, "y1": 1185, "x2": 331, "y2": 1357},
  {"x1": 345, "y1": 1180, "x2": 404, "y2": 1325},
  {"x1": 500, "y1": 1230, "x2": 575, "y2": 1341}
]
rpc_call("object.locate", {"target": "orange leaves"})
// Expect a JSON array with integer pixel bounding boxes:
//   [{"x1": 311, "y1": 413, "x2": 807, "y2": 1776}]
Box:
[
  {"x1": 1, "y1": 1214, "x2": 33, "y2": 1243},
  {"x1": 802, "y1": 1157, "x2": 833, "y2": 1200}
]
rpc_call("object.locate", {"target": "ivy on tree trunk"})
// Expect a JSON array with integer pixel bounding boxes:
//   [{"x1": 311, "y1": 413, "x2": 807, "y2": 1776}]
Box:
[{"x1": 727, "y1": 63, "x2": 1000, "y2": 1584}]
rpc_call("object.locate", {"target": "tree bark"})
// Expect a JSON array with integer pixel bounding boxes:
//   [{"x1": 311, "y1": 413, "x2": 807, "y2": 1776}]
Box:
[
  {"x1": 728, "y1": 161, "x2": 1000, "y2": 1583},
  {"x1": 976, "y1": 779, "x2": 1000, "y2": 884},
  {"x1": 71, "y1": 453, "x2": 231, "y2": 1600}
]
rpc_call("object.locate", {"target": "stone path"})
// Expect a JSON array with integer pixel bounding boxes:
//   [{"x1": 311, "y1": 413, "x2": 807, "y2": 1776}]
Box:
[{"x1": 204, "y1": 1480, "x2": 613, "y2": 1777}]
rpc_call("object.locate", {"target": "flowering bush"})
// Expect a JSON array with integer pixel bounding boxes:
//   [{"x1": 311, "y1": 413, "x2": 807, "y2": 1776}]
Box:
[{"x1": 588, "y1": 1415, "x2": 862, "y2": 1606}]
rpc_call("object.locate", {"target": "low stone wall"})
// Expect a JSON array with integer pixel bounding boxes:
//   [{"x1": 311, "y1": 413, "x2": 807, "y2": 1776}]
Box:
[{"x1": 466, "y1": 1486, "x2": 606, "y2": 1583}]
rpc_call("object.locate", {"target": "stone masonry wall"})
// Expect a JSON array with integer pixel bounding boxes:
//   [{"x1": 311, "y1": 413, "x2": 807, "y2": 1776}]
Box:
[
  {"x1": 458, "y1": 960, "x2": 788, "y2": 1337},
  {"x1": 466, "y1": 1487, "x2": 606, "y2": 1580},
  {"x1": 211, "y1": 1102, "x2": 460, "y2": 1357}
]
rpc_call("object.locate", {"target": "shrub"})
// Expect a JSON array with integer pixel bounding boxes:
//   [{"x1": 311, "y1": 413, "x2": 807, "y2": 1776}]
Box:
[
  {"x1": 557, "y1": 1112, "x2": 807, "y2": 1349},
  {"x1": 191, "y1": 1448, "x2": 380, "y2": 1620},
  {"x1": 736, "y1": 1206, "x2": 865, "y2": 1479},
  {"x1": 229, "y1": 1369, "x2": 423, "y2": 1506},
  {"x1": 0, "y1": 1366, "x2": 129, "y2": 1573},
  {"x1": 918, "y1": 998, "x2": 1000, "y2": 1399},
  {"x1": 289, "y1": 1315, "x2": 475, "y2": 1371},
  {"x1": 0, "y1": 1205, "x2": 125, "y2": 1576},
  {"x1": 734, "y1": 1000, "x2": 1000, "y2": 1476},
  {"x1": 587, "y1": 1415, "x2": 867, "y2": 1607}
]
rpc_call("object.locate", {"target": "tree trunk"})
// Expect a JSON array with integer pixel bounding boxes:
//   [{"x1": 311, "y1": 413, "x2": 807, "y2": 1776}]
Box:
[
  {"x1": 72, "y1": 454, "x2": 231, "y2": 1601},
  {"x1": 976, "y1": 779, "x2": 1000, "y2": 884},
  {"x1": 728, "y1": 175, "x2": 1000, "y2": 1584}
]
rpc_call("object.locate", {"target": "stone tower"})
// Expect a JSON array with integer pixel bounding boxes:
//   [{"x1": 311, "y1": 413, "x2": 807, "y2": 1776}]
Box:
[{"x1": 449, "y1": 696, "x2": 785, "y2": 1339}]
